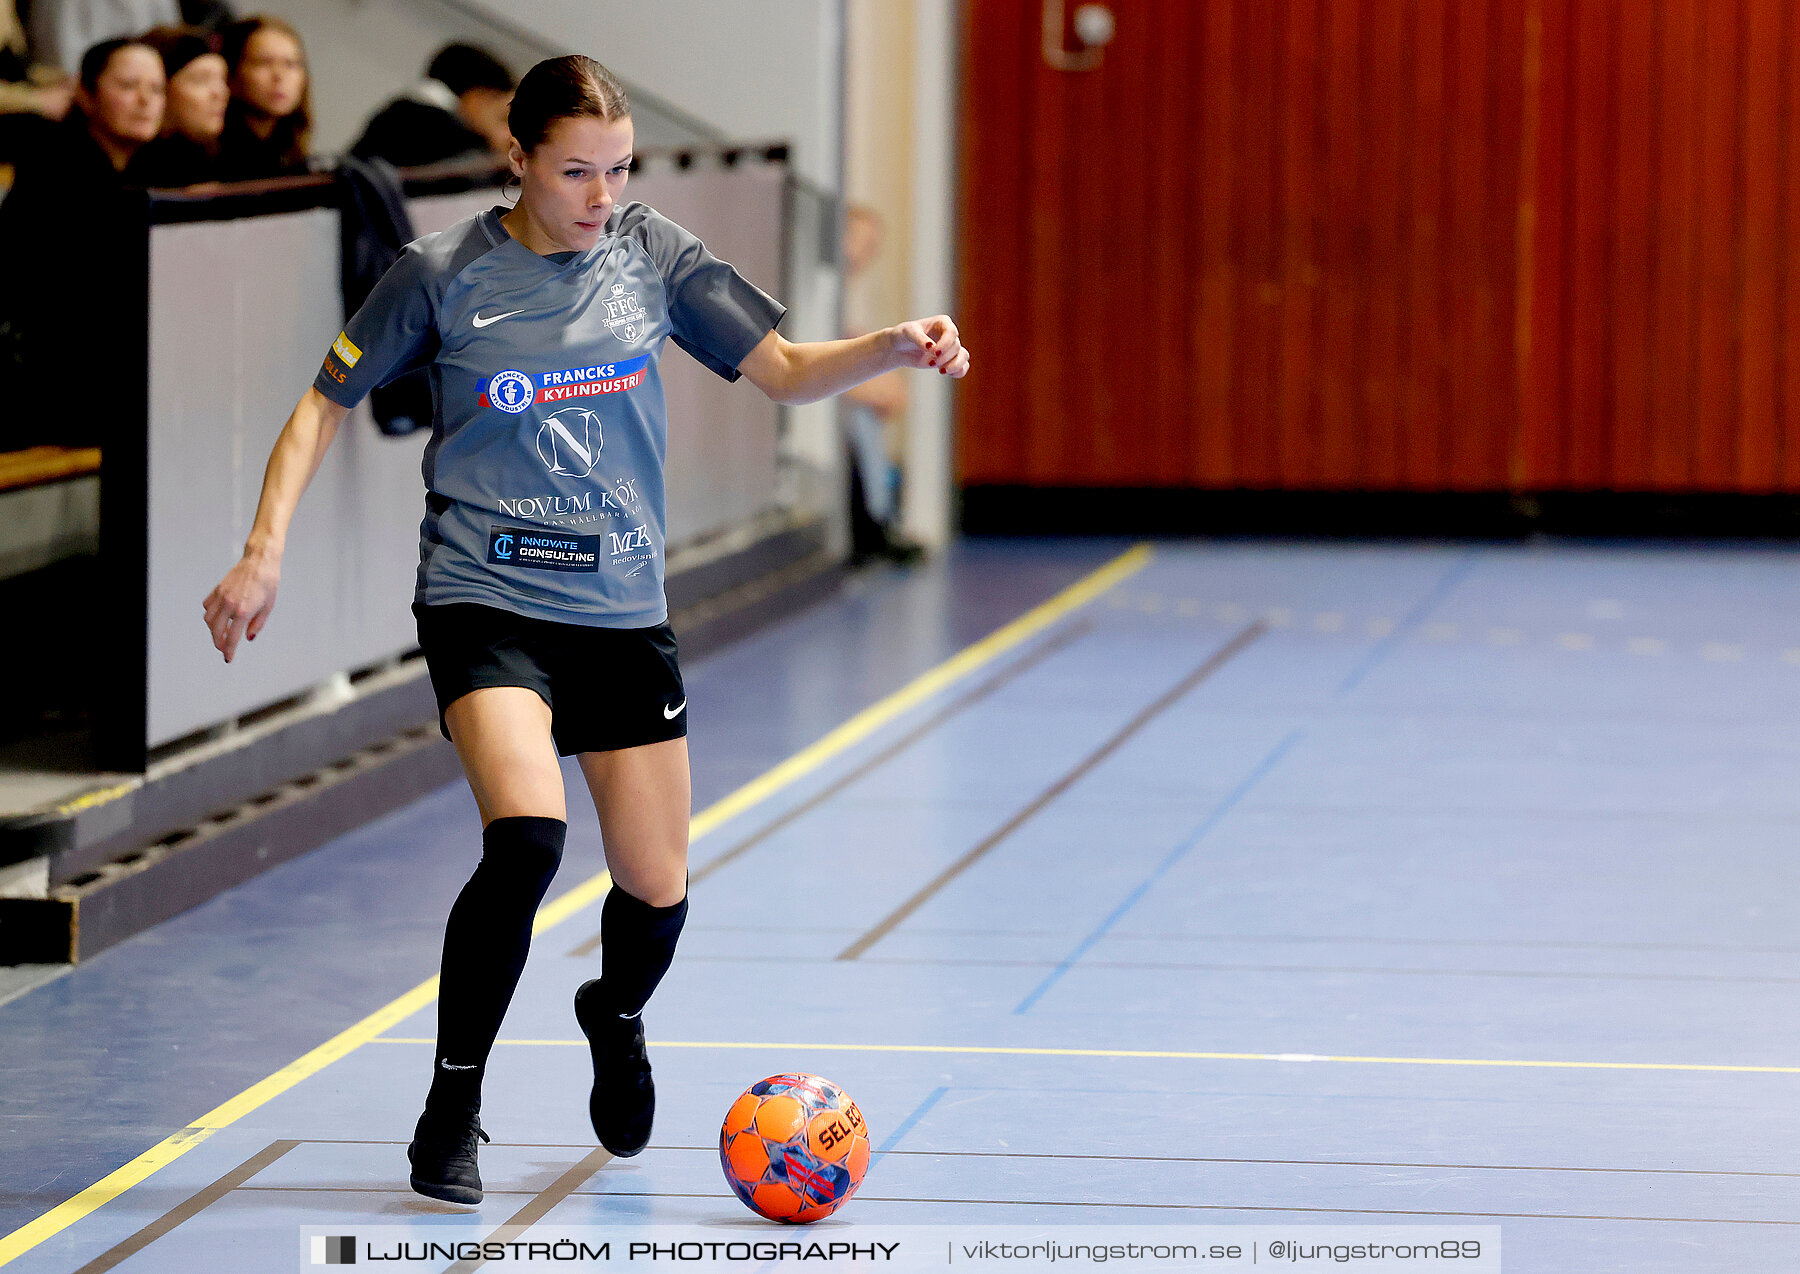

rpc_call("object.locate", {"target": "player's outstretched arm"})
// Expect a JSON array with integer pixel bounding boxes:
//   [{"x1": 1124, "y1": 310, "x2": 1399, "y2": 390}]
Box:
[
  {"x1": 202, "y1": 386, "x2": 352, "y2": 663},
  {"x1": 736, "y1": 315, "x2": 970, "y2": 406}
]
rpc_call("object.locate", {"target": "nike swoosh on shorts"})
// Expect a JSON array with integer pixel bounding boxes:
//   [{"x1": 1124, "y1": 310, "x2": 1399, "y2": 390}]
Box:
[{"x1": 663, "y1": 700, "x2": 686, "y2": 719}]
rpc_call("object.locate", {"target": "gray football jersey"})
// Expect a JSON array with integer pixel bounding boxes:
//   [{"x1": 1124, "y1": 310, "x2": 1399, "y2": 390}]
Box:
[{"x1": 314, "y1": 203, "x2": 784, "y2": 627}]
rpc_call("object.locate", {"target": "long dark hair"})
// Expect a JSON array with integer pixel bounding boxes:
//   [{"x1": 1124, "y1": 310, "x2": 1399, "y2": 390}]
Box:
[
  {"x1": 508, "y1": 55, "x2": 630, "y2": 154},
  {"x1": 221, "y1": 15, "x2": 311, "y2": 170}
]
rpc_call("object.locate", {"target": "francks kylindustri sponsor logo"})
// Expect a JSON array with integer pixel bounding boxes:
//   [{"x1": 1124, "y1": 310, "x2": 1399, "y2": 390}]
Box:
[
  {"x1": 482, "y1": 354, "x2": 650, "y2": 413},
  {"x1": 486, "y1": 369, "x2": 534, "y2": 412}
]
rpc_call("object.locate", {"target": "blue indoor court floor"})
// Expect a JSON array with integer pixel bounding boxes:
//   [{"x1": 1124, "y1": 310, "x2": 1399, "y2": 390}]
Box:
[{"x1": 2, "y1": 538, "x2": 1797, "y2": 1273}]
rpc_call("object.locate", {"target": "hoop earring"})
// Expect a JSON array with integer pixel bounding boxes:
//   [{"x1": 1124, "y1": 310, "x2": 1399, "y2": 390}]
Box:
[{"x1": 503, "y1": 173, "x2": 521, "y2": 205}]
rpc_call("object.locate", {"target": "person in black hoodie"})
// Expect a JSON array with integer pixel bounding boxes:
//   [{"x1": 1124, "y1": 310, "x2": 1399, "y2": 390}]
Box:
[
  {"x1": 0, "y1": 37, "x2": 164, "y2": 447},
  {"x1": 129, "y1": 26, "x2": 227, "y2": 186},
  {"x1": 351, "y1": 42, "x2": 513, "y2": 169},
  {"x1": 2, "y1": 36, "x2": 164, "y2": 175},
  {"x1": 216, "y1": 13, "x2": 309, "y2": 179}
]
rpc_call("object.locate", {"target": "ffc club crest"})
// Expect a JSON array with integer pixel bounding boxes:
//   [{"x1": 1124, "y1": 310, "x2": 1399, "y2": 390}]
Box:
[{"x1": 603, "y1": 283, "x2": 647, "y2": 343}]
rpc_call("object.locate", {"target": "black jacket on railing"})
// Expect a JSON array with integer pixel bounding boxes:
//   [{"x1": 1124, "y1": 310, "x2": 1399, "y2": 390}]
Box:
[{"x1": 334, "y1": 154, "x2": 432, "y2": 437}]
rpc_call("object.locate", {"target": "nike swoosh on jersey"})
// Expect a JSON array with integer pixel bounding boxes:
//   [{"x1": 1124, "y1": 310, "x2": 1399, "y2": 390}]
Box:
[
  {"x1": 472, "y1": 309, "x2": 526, "y2": 328},
  {"x1": 663, "y1": 700, "x2": 686, "y2": 719}
]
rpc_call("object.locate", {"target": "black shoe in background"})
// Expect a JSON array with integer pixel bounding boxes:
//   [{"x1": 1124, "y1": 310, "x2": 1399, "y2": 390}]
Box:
[
  {"x1": 877, "y1": 532, "x2": 926, "y2": 565},
  {"x1": 851, "y1": 529, "x2": 926, "y2": 568}
]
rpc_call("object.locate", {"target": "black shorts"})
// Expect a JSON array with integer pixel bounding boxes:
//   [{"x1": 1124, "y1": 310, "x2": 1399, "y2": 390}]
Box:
[{"x1": 414, "y1": 602, "x2": 687, "y2": 756}]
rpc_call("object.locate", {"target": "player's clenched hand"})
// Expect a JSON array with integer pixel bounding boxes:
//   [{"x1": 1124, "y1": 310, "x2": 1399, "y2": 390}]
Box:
[
  {"x1": 203, "y1": 552, "x2": 280, "y2": 663},
  {"x1": 889, "y1": 316, "x2": 970, "y2": 379}
]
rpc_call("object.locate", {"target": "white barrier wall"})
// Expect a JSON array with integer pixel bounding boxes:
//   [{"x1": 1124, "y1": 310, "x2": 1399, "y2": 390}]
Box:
[
  {"x1": 252, "y1": 0, "x2": 729, "y2": 155},
  {"x1": 146, "y1": 171, "x2": 787, "y2": 748},
  {"x1": 254, "y1": 0, "x2": 844, "y2": 193}
]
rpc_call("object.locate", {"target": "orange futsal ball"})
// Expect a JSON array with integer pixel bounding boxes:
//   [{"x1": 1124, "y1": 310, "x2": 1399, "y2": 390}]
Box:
[{"x1": 719, "y1": 1074, "x2": 871, "y2": 1222}]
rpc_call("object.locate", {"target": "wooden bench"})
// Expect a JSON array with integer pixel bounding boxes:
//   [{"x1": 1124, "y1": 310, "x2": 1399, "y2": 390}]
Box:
[
  {"x1": 0, "y1": 446, "x2": 101, "y2": 492},
  {"x1": 0, "y1": 446, "x2": 102, "y2": 579}
]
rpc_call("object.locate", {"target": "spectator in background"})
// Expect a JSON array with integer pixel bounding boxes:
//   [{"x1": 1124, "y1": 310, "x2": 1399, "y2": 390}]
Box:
[
  {"x1": 0, "y1": 37, "x2": 164, "y2": 277},
  {"x1": 0, "y1": 36, "x2": 163, "y2": 447},
  {"x1": 25, "y1": 0, "x2": 177, "y2": 75},
  {"x1": 1, "y1": 0, "x2": 74, "y2": 117},
  {"x1": 351, "y1": 42, "x2": 514, "y2": 168},
  {"x1": 216, "y1": 13, "x2": 307, "y2": 179},
  {"x1": 71, "y1": 32, "x2": 163, "y2": 167},
  {"x1": 840, "y1": 203, "x2": 923, "y2": 564},
  {"x1": 0, "y1": 0, "x2": 25, "y2": 82},
  {"x1": 174, "y1": 0, "x2": 234, "y2": 37},
  {"x1": 0, "y1": 34, "x2": 163, "y2": 178},
  {"x1": 129, "y1": 25, "x2": 226, "y2": 185}
]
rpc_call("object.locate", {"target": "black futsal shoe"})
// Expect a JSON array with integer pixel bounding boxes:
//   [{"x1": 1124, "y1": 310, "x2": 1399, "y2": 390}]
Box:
[
  {"x1": 575, "y1": 980, "x2": 654, "y2": 1157},
  {"x1": 407, "y1": 1107, "x2": 490, "y2": 1205}
]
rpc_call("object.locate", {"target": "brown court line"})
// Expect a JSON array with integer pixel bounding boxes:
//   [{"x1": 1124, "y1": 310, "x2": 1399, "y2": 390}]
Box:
[
  {"x1": 1078, "y1": 932, "x2": 1800, "y2": 954},
  {"x1": 443, "y1": 1146, "x2": 613, "y2": 1274},
  {"x1": 604, "y1": 928, "x2": 1800, "y2": 957},
  {"x1": 221, "y1": 1185, "x2": 1800, "y2": 1227},
  {"x1": 240, "y1": 1141, "x2": 1800, "y2": 1179},
  {"x1": 71, "y1": 1135, "x2": 1787, "y2": 1251},
  {"x1": 824, "y1": 955, "x2": 1800, "y2": 986},
  {"x1": 71, "y1": 1140, "x2": 301, "y2": 1274},
  {"x1": 809, "y1": 1196, "x2": 1794, "y2": 1226},
  {"x1": 66, "y1": 1137, "x2": 603, "y2": 1274},
  {"x1": 837, "y1": 620, "x2": 1269, "y2": 961},
  {"x1": 235, "y1": 1186, "x2": 565, "y2": 1195},
  {"x1": 688, "y1": 924, "x2": 1800, "y2": 954},
  {"x1": 566, "y1": 617, "x2": 1098, "y2": 958},
  {"x1": 821, "y1": 1151, "x2": 1800, "y2": 1179}
]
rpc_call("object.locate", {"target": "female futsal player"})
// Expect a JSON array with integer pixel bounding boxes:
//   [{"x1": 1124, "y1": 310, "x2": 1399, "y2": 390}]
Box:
[{"x1": 201, "y1": 55, "x2": 968, "y2": 1204}]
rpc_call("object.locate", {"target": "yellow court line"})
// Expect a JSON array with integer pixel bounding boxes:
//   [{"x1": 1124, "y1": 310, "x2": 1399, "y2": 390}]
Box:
[
  {"x1": 0, "y1": 544, "x2": 1152, "y2": 1269},
  {"x1": 679, "y1": 544, "x2": 1152, "y2": 843},
  {"x1": 535, "y1": 543, "x2": 1148, "y2": 931},
  {"x1": 0, "y1": 978, "x2": 440, "y2": 1267},
  {"x1": 372, "y1": 1037, "x2": 1800, "y2": 1075}
]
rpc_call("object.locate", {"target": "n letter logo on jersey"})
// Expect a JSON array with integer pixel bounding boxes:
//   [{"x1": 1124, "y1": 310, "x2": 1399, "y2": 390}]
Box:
[{"x1": 536, "y1": 408, "x2": 603, "y2": 478}]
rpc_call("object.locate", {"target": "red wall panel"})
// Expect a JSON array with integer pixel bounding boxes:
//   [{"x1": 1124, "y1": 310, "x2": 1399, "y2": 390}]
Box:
[{"x1": 957, "y1": 0, "x2": 1800, "y2": 495}]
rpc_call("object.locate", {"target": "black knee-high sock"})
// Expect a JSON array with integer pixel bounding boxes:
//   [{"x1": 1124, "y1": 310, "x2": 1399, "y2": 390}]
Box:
[
  {"x1": 593, "y1": 884, "x2": 689, "y2": 1020},
  {"x1": 427, "y1": 815, "x2": 566, "y2": 1114}
]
